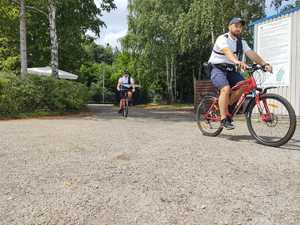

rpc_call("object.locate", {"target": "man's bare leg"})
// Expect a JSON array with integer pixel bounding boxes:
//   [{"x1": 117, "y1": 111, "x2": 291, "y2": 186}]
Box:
[
  {"x1": 229, "y1": 80, "x2": 250, "y2": 105},
  {"x1": 229, "y1": 89, "x2": 243, "y2": 105},
  {"x1": 119, "y1": 99, "x2": 123, "y2": 109},
  {"x1": 219, "y1": 85, "x2": 231, "y2": 120},
  {"x1": 128, "y1": 91, "x2": 133, "y2": 100}
]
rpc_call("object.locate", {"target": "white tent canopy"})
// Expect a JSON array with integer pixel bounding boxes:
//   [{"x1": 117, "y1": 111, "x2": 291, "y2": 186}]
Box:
[{"x1": 28, "y1": 66, "x2": 78, "y2": 80}]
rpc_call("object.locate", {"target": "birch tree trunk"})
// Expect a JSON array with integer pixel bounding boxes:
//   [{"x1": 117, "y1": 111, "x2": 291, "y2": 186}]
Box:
[
  {"x1": 48, "y1": 0, "x2": 59, "y2": 78},
  {"x1": 166, "y1": 55, "x2": 169, "y2": 102},
  {"x1": 20, "y1": 0, "x2": 27, "y2": 78},
  {"x1": 169, "y1": 55, "x2": 175, "y2": 103},
  {"x1": 174, "y1": 62, "x2": 177, "y2": 102},
  {"x1": 210, "y1": 0, "x2": 216, "y2": 46},
  {"x1": 170, "y1": 56, "x2": 173, "y2": 103},
  {"x1": 173, "y1": 56, "x2": 177, "y2": 102},
  {"x1": 210, "y1": 24, "x2": 215, "y2": 46},
  {"x1": 193, "y1": 68, "x2": 197, "y2": 109}
]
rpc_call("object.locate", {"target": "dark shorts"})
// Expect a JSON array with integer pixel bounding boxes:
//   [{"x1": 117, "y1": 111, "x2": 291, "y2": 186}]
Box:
[
  {"x1": 211, "y1": 67, "x2": 244, "y2": 89},
  {"x1": 119, "y1": 88, "x2": 133, "y2": 98}
]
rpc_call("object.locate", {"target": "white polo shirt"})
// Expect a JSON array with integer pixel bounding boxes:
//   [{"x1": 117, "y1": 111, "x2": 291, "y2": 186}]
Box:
[
  {"x1": 208, "y1": 33, "x2": 252, "y2": 65},
  {"x1": 118, "y1": 76, "x2": 134, "y2": 85}
]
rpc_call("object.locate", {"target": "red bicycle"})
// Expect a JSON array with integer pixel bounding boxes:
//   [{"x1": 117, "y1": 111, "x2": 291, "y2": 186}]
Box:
[
  {"x1": 196, "y1": 64, "x2": 297, "y2": 147},
  {"x1": 119, "y1": 85, "x2": 131, "y2": 118}
]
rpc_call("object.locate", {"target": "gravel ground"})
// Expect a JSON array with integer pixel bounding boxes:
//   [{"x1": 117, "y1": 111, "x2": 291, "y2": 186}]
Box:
[{"x1": 1, "y1": 104, "x2": 300, "y2": 225}]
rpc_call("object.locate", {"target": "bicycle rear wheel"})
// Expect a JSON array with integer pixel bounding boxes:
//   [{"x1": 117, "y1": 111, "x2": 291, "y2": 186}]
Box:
[
  {"x1": 246, "y1": 93, "x2": 296, "y2": 147},
  {"x1": 196, "y1": 95, "x2": 223, "y2": 136}
]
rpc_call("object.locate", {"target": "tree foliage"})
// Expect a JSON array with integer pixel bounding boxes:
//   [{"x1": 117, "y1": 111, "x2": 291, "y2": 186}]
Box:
[
  {"x1": 0, "y1": 0, "x2": 116, "y2": 73},
  {"x1": 1, "y1": 0, "x2": 297, "y2": 105},
  {"x1": 123, "y1": 0, "x2": 265, "y2": 103}
]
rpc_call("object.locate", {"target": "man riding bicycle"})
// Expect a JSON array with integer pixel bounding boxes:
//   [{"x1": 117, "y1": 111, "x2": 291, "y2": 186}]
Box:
[
  {"x1": 117, "y1": 69, "x2": 135, "y2": 113},
  {"x1": 208, "y1": 17, "x2": 273, "y2": 130}
]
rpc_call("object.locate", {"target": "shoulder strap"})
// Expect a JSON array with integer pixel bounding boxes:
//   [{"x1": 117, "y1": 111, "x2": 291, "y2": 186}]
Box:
[
  {"x1": 236, "y1": 38, "x2": 243, "y2": 61},
  {"x1": 128, "y1": 75, "x2": 131, "y2": 85},
  {"x1": 213, "y1": 49, "x2": 238, "y2": 55},
  {"x1": 212, "y1": 34, "x2": 238, "y2": 56},
  {"x1": 213, "y1": 49, "x2": 225, "y2": 55}
]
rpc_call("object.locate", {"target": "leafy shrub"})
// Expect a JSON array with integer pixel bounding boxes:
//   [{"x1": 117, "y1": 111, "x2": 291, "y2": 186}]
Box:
[{"x1": 0, "y1": 72, "x2": 89, "y2": 116}]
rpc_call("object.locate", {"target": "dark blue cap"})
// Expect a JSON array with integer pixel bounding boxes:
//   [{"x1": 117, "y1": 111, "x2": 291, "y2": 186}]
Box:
[{"x1": 229, "y1": 17, "x2": 245, "y2": 26}]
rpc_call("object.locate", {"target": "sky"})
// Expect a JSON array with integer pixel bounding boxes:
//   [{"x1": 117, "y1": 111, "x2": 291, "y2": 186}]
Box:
[
  {"x1": 265, "y1": 0, "x2": 296, "y2": 16},
  {"x1": 95, "y1": 0, "x2": 128, "y2": 49},
  {"x1": 94, "y1": 0, "x2": 296, "y2": 48}
]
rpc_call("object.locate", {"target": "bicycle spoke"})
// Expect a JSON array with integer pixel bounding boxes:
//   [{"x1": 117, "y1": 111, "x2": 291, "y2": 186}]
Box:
[
  {"x1": 196, "y1": 96, "x2": 223, "y2": 136},
  {"x1": 250, "y1": 97, "x2": 291, "y2": 143}
]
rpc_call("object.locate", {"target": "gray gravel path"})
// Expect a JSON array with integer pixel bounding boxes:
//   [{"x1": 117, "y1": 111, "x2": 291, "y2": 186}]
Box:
[{"x1": 1, "y1": 104, "x2": 300, "y2": 225}]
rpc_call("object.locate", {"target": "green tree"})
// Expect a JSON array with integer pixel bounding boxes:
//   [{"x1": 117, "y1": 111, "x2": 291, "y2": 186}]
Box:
[
  {"x1": 0, "y1": 0, "x2": 116, "y2": 74},
  {"x1": 278, "y1": 0, "x2": 300, "y2": 13},
  {"x1": 79, "y1": 62, "x2": 115, "y2": 103},
  {"x1": 0, "y1": 37, "x2": 19, "y2": 72},
  {"x1": 0, "y1": 1, "x2": 20, "y2": 72},
  {"x1": 125, "y1": 0, "x2": 190, "y2": 103},
  {"x1": 271, "y1": 0, "x2": 289, "y2": 12},
  {"x1": 83, "y1": 40, "x2": 115, "y2": 65},
  {"x1": 124, "y1": 0, "x2": 265, "y2": 103}
]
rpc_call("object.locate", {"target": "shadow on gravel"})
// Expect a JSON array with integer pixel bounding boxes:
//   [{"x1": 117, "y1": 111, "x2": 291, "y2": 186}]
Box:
[
  {"x1": 219, "y1": 134, "x2": 254, "y2": 142},
  {"x1": 88, "y1": 104, "x2": 300, "y2": 150},
  {"x1": 87, "y1": 104, "x2": 194, "y2": 123},
  {"x1": 280, "y1": 138, "x2": 300, "y2": 151},
  {"x1": 219, "y1": 134, "x2": 300, "y2": 151}
]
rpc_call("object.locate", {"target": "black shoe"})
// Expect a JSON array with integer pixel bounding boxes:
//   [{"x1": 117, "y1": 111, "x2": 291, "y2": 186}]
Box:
[{"x1": 221, "y1": 117, "x2": 235, "y2": 130}]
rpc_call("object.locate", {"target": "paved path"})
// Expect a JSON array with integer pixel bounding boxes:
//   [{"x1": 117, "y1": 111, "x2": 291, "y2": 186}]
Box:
[{"x1": 1, "y1": 105, "x2": 300, "y2": 225}]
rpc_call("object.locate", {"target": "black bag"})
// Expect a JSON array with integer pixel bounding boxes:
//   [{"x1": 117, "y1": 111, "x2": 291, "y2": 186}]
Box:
[
  {"x1": 212, "y1": 63, "x2": 236, "y2": 72},
  {"x1": 202, "y1": 62, "x2": 211, "y2": 79}
]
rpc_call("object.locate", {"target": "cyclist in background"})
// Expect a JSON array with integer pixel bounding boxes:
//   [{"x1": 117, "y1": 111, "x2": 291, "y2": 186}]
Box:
[{"x1": 117, "y1": 69, "x2": 135, "y2": 113}]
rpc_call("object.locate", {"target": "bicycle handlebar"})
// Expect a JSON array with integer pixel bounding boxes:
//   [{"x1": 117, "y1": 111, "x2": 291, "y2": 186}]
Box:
[
  {"x1": 120, "y1": 84, "x2": 134, "y2": 88},
  {"x1": 246, "y1": 64, "x2": 268, "y2": 73},
  {"x1": 119, "y1": 84, "x2": 134, "y2": 92}
]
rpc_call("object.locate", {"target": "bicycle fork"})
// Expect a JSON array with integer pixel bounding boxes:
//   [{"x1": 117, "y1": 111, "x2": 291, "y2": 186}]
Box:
[{"x1": 255, "y1": 95, "x2": 272, "y2": 122}]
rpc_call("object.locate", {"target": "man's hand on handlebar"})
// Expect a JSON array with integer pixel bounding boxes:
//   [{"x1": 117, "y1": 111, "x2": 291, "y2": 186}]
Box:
[
  {"x1": 235, "y1": 60, "x2": 248, "y2": 71},
  {"x1": 262, "y1": 64, "x2": 273, "y2": 73}
]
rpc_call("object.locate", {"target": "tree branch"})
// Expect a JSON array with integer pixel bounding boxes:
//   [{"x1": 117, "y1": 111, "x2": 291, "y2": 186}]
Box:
[
  {"x1": 9, "y1": 0, "x2": 48, "y2": 18},
  {"x1": 10, "y1": 0, "x2": 19, "y2": 5},
  {"x1": 26, "y1": 6, "x2": 48, "y2": 18}
]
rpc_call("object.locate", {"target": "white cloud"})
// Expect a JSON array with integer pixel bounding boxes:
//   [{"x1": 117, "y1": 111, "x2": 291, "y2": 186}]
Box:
[
  {"x1": 96, "y1": 28, "x2": 128, "y2": 48},
  {"x1": 94, "y1": 0, "x2": 129, "y2": 48}
]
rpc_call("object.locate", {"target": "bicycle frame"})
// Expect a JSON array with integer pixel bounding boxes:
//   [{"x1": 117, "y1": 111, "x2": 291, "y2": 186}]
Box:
[
  {"x1": 120, "y1": 90, "x2": 128, "y2": 110},
  {"x1": 205, "y1": 65, "x2": 274, "y2": 122},
  {"x1": 197, "y1": 64, "x2": 297, "y2": 146}
]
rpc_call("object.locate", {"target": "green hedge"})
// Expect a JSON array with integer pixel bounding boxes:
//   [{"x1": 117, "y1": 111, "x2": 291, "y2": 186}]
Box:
[{"x1": 0, "y1": 72, "x2": 90, "y2": 116}]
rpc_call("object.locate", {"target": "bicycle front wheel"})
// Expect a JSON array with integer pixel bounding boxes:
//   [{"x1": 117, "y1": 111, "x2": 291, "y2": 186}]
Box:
[
  {"x1": 123, "y1": 99, "x2": 129, "y2": 118},
  {"x1": 246, "y1": 93, "x2": 297, "y2": 147},
  {"x1": 196, "y1": 95, "x2": 223, "y2": 137}
]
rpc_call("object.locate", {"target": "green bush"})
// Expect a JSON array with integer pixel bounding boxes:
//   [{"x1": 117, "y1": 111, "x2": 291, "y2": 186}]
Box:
[
  {"x1": 0, "y1": 37, "x2": 20, "y2": 72},
  {"x1": 0, "y1": 72, "x2": 89, "y2": 116},
  {"x1": 2, "y1": 56, "x2": 20, "y2": 72},
  {"x1": 90, "y1": 81, "x2": 115, "y2": 103}
]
